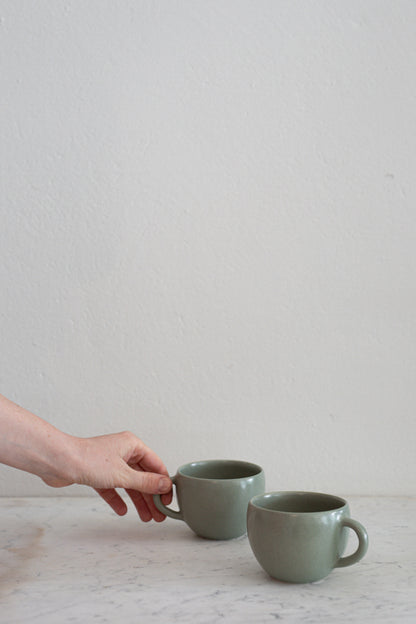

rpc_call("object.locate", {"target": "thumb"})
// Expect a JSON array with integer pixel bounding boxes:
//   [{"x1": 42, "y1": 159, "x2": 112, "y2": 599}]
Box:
[{"x1": 125, "y1": 469, "x2": 172, "y2": 494}]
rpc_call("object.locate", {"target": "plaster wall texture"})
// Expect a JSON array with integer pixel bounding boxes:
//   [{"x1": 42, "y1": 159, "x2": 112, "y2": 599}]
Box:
[{"x1": 1, "y1": 0, "x2": 415, "y2": 496}]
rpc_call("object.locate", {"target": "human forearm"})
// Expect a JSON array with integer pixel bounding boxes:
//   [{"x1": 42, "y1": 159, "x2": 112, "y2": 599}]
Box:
[{"x1": 0, "y1": 393, "x2": 77, "y2": 487}]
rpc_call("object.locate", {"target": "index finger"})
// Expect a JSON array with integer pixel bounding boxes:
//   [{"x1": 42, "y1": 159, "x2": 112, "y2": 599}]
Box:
[{"x1": 136, "y1": 443, "x2": 170, "y2": 477}]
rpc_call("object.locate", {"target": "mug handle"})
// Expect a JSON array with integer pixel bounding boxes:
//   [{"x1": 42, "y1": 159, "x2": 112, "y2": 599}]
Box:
[
  {"x1": 153, "y1": 476, "x2": 184, "y2": 520},
  {"x1": 335, "y1": 518, "x2": 369, "y2": 568}
]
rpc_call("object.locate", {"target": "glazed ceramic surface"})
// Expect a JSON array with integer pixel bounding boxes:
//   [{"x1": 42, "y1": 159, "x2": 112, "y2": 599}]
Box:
[
  {"x1": 154, "y1": 459, "x2": 265, "y2": 540},
  {"x1": 247, "y1": 491, "x2": 368, "y2": 583}
]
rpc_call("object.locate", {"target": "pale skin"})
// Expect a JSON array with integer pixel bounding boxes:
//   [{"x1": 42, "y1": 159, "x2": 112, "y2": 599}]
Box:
[{"x1": 0, "y1": 393, "x2": 172, "y2": 521}]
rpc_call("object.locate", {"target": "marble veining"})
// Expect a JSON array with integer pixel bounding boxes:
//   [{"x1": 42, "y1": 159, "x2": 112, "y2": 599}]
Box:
[{"x1": 0, "y1": 497, "x2": 415, "y2": 623}]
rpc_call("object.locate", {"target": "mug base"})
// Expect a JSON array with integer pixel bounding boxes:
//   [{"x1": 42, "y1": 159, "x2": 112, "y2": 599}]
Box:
[
  {"x1": 266, "y1": 570, "x2": 331, "y2": 584},
  {"x1": 194, "y1": 531, "x2": 247, "y2": 541}
]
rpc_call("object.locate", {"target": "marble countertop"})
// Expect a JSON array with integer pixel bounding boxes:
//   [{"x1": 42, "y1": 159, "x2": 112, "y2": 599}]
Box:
[{"x1": 0, "y1": 496, "x2": 415, "y2": 623}]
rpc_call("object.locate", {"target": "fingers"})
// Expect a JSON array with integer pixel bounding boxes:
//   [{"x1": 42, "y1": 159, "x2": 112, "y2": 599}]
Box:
[
  {"x1": 161, "y1": 489, "x2": 173, "y2": 506},
  {"x1": 95, "y1": 467, "x2": 173, "y2": 521},
  {"x1": 124, "y1": 466, "x2": 172, "y2": 496},
  {"x1": 95, "y1": 487, "x2": 168, "y2": 522},
  {"x1": 126, "y1": 489, "x2": 166, "y2": 523},
  {"x1": 126, "y1": 438, "x2": 170, "y2": 479},
  {"x1": 95, "y1": 488, "x2": 128, "y2": 516},
  {"x1": 126, "y1": 464, "x2": 172, "y2": 522},
  {"x1": 125, "y1": 489, "x2": 152, "y2": 522}
]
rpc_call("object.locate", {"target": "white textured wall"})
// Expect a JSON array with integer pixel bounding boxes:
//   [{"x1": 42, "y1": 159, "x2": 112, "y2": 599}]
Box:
[{"x1": 1, "y1": 0, "x2": 415, "y2": 497}]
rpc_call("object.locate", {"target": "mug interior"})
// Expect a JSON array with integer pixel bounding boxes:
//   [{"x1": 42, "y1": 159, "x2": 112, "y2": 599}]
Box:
[
  {"x1": 179, "y1": 460, "x2": 262, "y2": 480},
  {"x1": 252, "y1": 491, "x2": 346, "y2": 513}
]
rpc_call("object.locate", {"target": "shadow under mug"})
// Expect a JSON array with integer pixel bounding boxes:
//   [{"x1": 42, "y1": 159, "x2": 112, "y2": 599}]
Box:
[
  {"x1": 153, "y1": 459, "x2": 265, "y2": 540},
  {"x1": 247, "y1": 491, "x2": 369, "y2": 583}
]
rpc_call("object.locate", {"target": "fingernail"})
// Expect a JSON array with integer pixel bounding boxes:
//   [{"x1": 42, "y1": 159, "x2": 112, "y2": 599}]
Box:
[{"x1": 159, "y1": 477, "x2": 171, "y2": 493}]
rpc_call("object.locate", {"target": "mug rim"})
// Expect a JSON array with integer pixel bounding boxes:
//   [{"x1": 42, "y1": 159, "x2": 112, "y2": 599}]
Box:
[
  {"x1": 249, "y1": 490, "x2": 348, "y2": 514},
  {"x1": 177, "y1": 459, "x2": 263, "y2": 481}
]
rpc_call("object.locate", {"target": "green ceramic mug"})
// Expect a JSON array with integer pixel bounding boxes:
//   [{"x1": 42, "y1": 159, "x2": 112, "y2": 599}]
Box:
[
  {"x1": 153, "y1": 459, "x2": 265, "y2": 540},
  {"x1": 247, "y1": 491, "x2": 369, "y2": 583}
]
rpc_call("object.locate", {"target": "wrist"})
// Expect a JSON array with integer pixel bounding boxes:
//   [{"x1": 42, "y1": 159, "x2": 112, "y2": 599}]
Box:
[
  {"x1": 0, "y1": 394, "x2": 83, "y2": 488},
  {"x1": 41, "y1": 431, "x2": 82, "y2": 487}
]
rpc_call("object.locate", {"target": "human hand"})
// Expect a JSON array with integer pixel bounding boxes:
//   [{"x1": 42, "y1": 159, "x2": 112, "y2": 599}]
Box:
[
  {"x1": 68, "y1": 432, "x2": 173, "y2": 521},
  {"x1": 0, "y1": 394, "x2": 172, "y2": 521}
]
